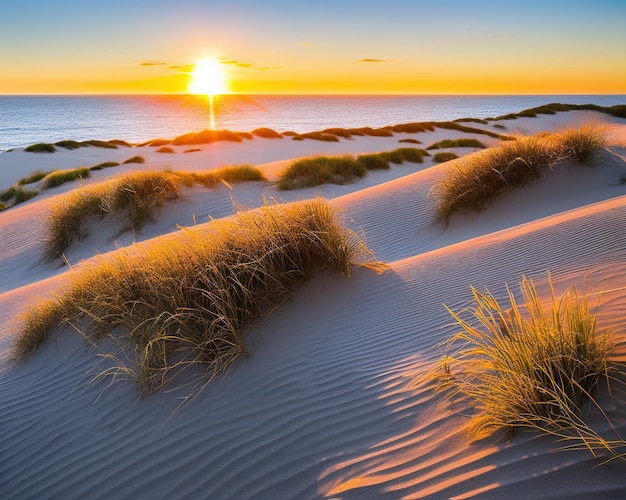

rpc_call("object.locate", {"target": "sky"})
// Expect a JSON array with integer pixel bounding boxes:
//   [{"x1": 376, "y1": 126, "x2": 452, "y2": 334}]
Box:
[{"x1": 1, "y1": 0, "x2": 625, "y2": 95}]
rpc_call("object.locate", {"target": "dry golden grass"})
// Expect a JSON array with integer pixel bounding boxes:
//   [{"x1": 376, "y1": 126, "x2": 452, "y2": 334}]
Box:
[
  {"x1": 16, "y1": 198, "x2": 381, "y2": 393},
  {"x1": 438, "y1": 274, "x2": 625, "y2": 462},
  {"x1": 431, "y1": 121, "x2": 608, "y2": 223},
  {"x1": 43, "y1": 166, "x2": 267, "y2": 261}
]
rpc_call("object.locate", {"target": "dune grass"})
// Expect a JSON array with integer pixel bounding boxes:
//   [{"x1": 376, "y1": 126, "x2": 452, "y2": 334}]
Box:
[
  {"x1": 292, "y1": 132, "x2": 340, "y2": 142},
  {"x1": 122, "y1": 155, "x2": 145, "y2": 164},
  {"x1": 252, "y1": 127, "x2": 283, "y2": 139},
  {"x1": 431, "y1": 121, "x2": 607, "y2": 223},
  {"x1": 81, "y1": 140, "x2": 118, "y2": 149},
  {"x1": 0, "y1": 186, "x2": 17, "y2": 202},
  {"x1": 25, "y1": 143, "x2": 56, "y2": 153},
  {"x1": 156, "y1": 146, "x2": 175, "y2": 153},
  {"x1": 279, "y1": 148, "x2": 429, "y2": 190},
  {"x1": 278, "y1": 155, "x2": 365, "y2": 189},
  {"x1": 0, "y1": 186, "x2": 39, "y2": 207},
  {"x1": 42, "y1": 166, "x2": 267, "y2": 261},
  {"x1": 426, "y1": 138, "x2": 486, "y2": 150},
  {"x1": 0, "y1": 201, "x2": 7, "y2": 211},
  {"x1": 398, "y1": 138, "x2": 422, "y2": 144},
  {"x1": 55, "y1": 140, "x2": 84, "y2": 150},
  {"x1": 17, "y1": 170, "x2": 51, "y2": 185},
  {"x1": 172, "y1": 129, "x2": 243, "y2": 145},
  {"x1": 90, "y1": 162, "x2": 120, "y2": 171},
  {"x1": 437, "y1": 274, "x2": 625, "y2": 462},
  {"x1": 433, "y1": 152, "x2": 459, "y2": 163},
  {"x1": 16, "y1": 198, "x2": 380, "y2": 393},
  {"x1": 42, "y1": 168, "x2": 91, "y2": 189}
]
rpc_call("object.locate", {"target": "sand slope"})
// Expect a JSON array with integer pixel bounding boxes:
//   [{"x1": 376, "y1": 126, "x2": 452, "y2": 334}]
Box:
[{"x1": 1, "y1": 111, "x2": 626, "y2": 499}]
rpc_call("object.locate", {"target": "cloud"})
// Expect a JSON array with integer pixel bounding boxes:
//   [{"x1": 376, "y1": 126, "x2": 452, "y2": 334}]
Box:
[
  {"x1": 219, "y1": 58, "x2": 254, "y2": 69},
  {"x1": 140, "y1": 60, "x2": 167, "y2": 66},
  {"x1": 358, "y1": 58, "x2": 389, "y2": 63},
  {"x1": 257, "y1": 66, "x2": 283, "y2": 71},
  {"x1": 168, "y1": 64, "x2": 195, "y2": 73}
]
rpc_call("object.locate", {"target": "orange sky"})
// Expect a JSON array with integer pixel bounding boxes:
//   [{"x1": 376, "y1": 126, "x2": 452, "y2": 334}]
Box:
[{"x1": 1, "y1": 1, "x2": 624, "y2": 95}]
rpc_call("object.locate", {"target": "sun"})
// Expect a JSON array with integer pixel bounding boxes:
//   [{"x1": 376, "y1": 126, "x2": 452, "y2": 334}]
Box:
[{"x1": 189, "y1": 58, "x2": 227, "y2": 96}]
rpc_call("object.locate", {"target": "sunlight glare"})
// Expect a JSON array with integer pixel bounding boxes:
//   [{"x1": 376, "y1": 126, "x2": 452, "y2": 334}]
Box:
[{"x1": 189, "y1": 58, "x2": 227, "y2": 96}]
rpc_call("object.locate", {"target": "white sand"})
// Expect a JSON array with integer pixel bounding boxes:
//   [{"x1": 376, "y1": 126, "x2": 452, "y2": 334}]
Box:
[{"x1": 1, "y1": 110, "x2": 626, "y2": 499}]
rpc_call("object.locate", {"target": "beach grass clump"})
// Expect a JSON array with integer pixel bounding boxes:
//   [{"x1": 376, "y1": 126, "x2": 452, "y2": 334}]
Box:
[
  {"x1": 252, "y1": 127, "x2": 283, "y2": 139},
  {"x1": 42, "y1": 167, "x2": 91, "y2": 189},
  {"x1": 90, "y1": 162, "x2": 120, "y2": 171},
  {"x1": 12, "y1": 186, "x2": 39, "y2": 205},
  {"x1": 431, "y1": 133, "x2": 559, "y2": 223},
  {"x1": 18, "y1": 170, "x2": 50, "y2": 185},
  {"x1": 109, "y1": 139, "x2": 133, "y2": 147},
  {"x1": 426, "y1": 138, "x2": 486, "y2": 150},
  {"x1": 43, "y1": 171, "x2": 187, "y2": 260},
  {"x1": 0, "y1": 187, "x2": 17, "y2": 202},
  {"x1": 25, "y1": 143, "x2": 57, "y2": 153},
  {"x1": 16, "y1": 198, "x2": 379, "y2": 393},
  {"x1": 147, "y1": 139, "x2": 172, "y2": 147},
  {"x1": 395, "y1": 147, "x2": 430, "y2": 162},
  {"x1": 42, "y1": 166, "x2": 267, "y2": 260},
  {"x1": 172, "y1": 129, "x2": 243, "y2": 145},
  {"x1": 554, "y1": 120, "x2": 607, "y2": 163},
  {"x1": 0, "y1": 201, "x2": 7, "y2": 211},
  {"x1": 55, "y1": 140, "x2": 85, "y2": 150},
  {"x1": 122, "y1": 155, "x2": 145, "y2": 164},
  {"x1": 357, "y1": 153, "x2": 390, "y2": 170},
  {"x1": 398, "y1": 138, "x2": 423, "y2": 144},
  {"x1": 438, "y1": 274, "x2": 625, "y2": 461},
  {"x1": 81, "y1": 140, "x2": 118, "y2": 149},
  {"x1": 292, "y1": 132, "x2": 340, "y2": 142},
  {"x1": 277, "y1": 155, "x2": 366, "y2": 190},
  {"x1": 433, "y1": 152, "x2": 459, "y2": 163},
  {"x1": 156, "y1": 146, "x2": 175, "y2": 153}
]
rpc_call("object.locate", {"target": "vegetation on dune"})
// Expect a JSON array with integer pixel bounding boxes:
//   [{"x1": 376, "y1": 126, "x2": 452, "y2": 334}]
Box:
[
  {"x1": 292, "y1": 132, "x2": 340, "y2": 142},
  {"x1": 156, "y1": 146, "x2": 175, "y2": 153},
  {"x1": 278, "y1": 155, "x2": 366, "y2": 190},
  {"x1": 433, "y1": 152, "x2": 459, "y2": 163},
  {"x1": 184, "y1": 148, "x2": 202, "y2": 153},
  {"x1": 493, "y1": 103, "x2": 626, "y2": 121},
  {"x1": 431, "y1": 121, "x2": 607, "y2": 223},
  {"x1": 90, "y1": 162, "x2": 120, "y2": 171},
  {"x1": 122, "y1": 155, "x2": 145, "y2": 164},
  {"x1": 0, "y1": 201, "x2": 7, "y2": 211},
  {"x1": 109, "y1": 139, "x2": 133, "y2": 147},
  {"x1": 16, "y1": 198, "x2": 381, "y2": 394},
  {"x1": 252, "y1": 127, "x2": 283, "y2": 139},
  {"x1": 0, "y1": 186, "x2": 39, "y2": 207},
  {"x1": 81, "y1": 140, "x2": 118, "y2": 149},
  {"x1": 42, "y1": 167, "x2": 91, "y2": 189},
  {"x1": 25, "y1": 143, "x2": 56, "y2": 153},
  {"x1": 437, "y1": 274, "x2": 625, "y2": 462},
  {"x1": 172, "y1": 129, "x2": 243, "y2": 145},
  {"x1": 426, "y1": 138, "x2": 486, "y2": 150},
  {"x1": 278, "y1": 147, "x2": 428, "y2": 190},
  {"x1": 55, "y1": 140, "x2": 85, "y2": 150},
  {"x1": 398, "y1": 138, "x2": 422, "y2": 144},
  {"x1": 17, "y1": 170, "x2": 50, "y2": 185},
  {"x1": 147, "y1": 139, "x2": 172, "y2": 147},
  {"x1": 42, "y1": 166, "x2": 267, "y2": 261}
]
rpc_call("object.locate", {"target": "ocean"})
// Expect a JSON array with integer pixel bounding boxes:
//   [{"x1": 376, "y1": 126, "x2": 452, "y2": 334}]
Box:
[{"x1": 1, "y1": 94, "x2": 624, "y2": 152}]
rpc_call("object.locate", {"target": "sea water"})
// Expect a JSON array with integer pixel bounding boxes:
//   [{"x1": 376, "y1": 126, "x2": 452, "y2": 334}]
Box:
[{"x1": 1, "y1": 94, "x2": 624, "y2": 152}]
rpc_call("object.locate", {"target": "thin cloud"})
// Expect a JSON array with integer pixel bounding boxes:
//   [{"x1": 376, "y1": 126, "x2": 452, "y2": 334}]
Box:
[
  {"x1": 140, "y1": 60, "x2": 167, "y2": 66},
  {"x1": 359, "y1": 58, "x2": 389, "y2": 63},
  {"x1": 169, "y1": 64, "x2": 195, "y2": 73}
]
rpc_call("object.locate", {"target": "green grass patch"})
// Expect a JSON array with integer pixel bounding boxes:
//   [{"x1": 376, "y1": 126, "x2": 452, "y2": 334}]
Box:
[
  {"x1": 17, "y1": 170, "x2": 50, "y2": 185},
  {"x1": 292, "y1": 132, "x2": 340, "y2": 142},
  {"x1": 25, "y1": 143, "x2": 56, "y2": 153},
  {"x1": 0, "y1": 201, "x2": 7, "y2": 211},
  {"x1": 357, "y1": 153, "x2": 390, "y2": 170},
  {"x1": 55, "y1": 140, "x2": 85, "y2": 150},
  {"x1": 278, "y1": 155, "x2": 366, "y2": 190},
  {"x1": 433, "y1": 152, "x2": 459, "y2": 163},
  {"x1": 81, "y1": 140, "x2": 118, "y2": 149},
  {"x1": 12, "y1": 186, "x2": 39, "y2": 205},
  {"x1": 16, "y1": 199, "x2": 380, "y2": 393},
  {"x1": 42, "y1": 168, "x2": 91, "y2": 189},
  {"x1": 122, "y1": 156, "x2": 145, "y2": 164},
  {"x1": 426, "y1": 138, "x2": 486, "y2": 150},
  {"x1": 90, "y1": 162, "x2": 120, "y2": 171},
  {"x1": 437, "y1": 274, "x2": 625, "y2": 461},
  {"x1": 0, "y1": 187, "x2": 16, "y2": 202}
]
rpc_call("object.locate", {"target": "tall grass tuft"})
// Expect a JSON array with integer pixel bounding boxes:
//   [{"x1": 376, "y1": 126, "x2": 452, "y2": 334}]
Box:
[
  {"x1": 25, "y1": 143, "x2": 56, "y2": 153},
  {"x1": 16, "y1": 199, "x2": 381, "y2": 393},
  {"x1": 426, "y1": 138, "x2": 486, "y2": 150},
  {"x1": 433, "y1": 152, "x2": 459, "y2": 163},
  {"x1": 437, "y1": 275, "x2": 625, "y2": 461},
  {"x1": 17, "y1": 170, "x2": 50, "y2": 185},
  {"x1": 555, "y1": 120, "x2": 607, "y2": 163},
  {"x1": 431, "y1": 122, "x2": 608, "y2": 223},
  {"x1": 43, "y1": 166, "x2": 267, "y2": 260}
]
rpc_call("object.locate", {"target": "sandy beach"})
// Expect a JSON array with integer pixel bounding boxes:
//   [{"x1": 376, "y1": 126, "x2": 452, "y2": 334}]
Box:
[{"x1": 1, "y1": 108, "x2": 626, "y2": 499}]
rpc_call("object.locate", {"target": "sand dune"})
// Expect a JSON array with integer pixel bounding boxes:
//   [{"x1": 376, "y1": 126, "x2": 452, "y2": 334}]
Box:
[{"x1": 1, "y1": 110, "x2": 626, "y2": 499}]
